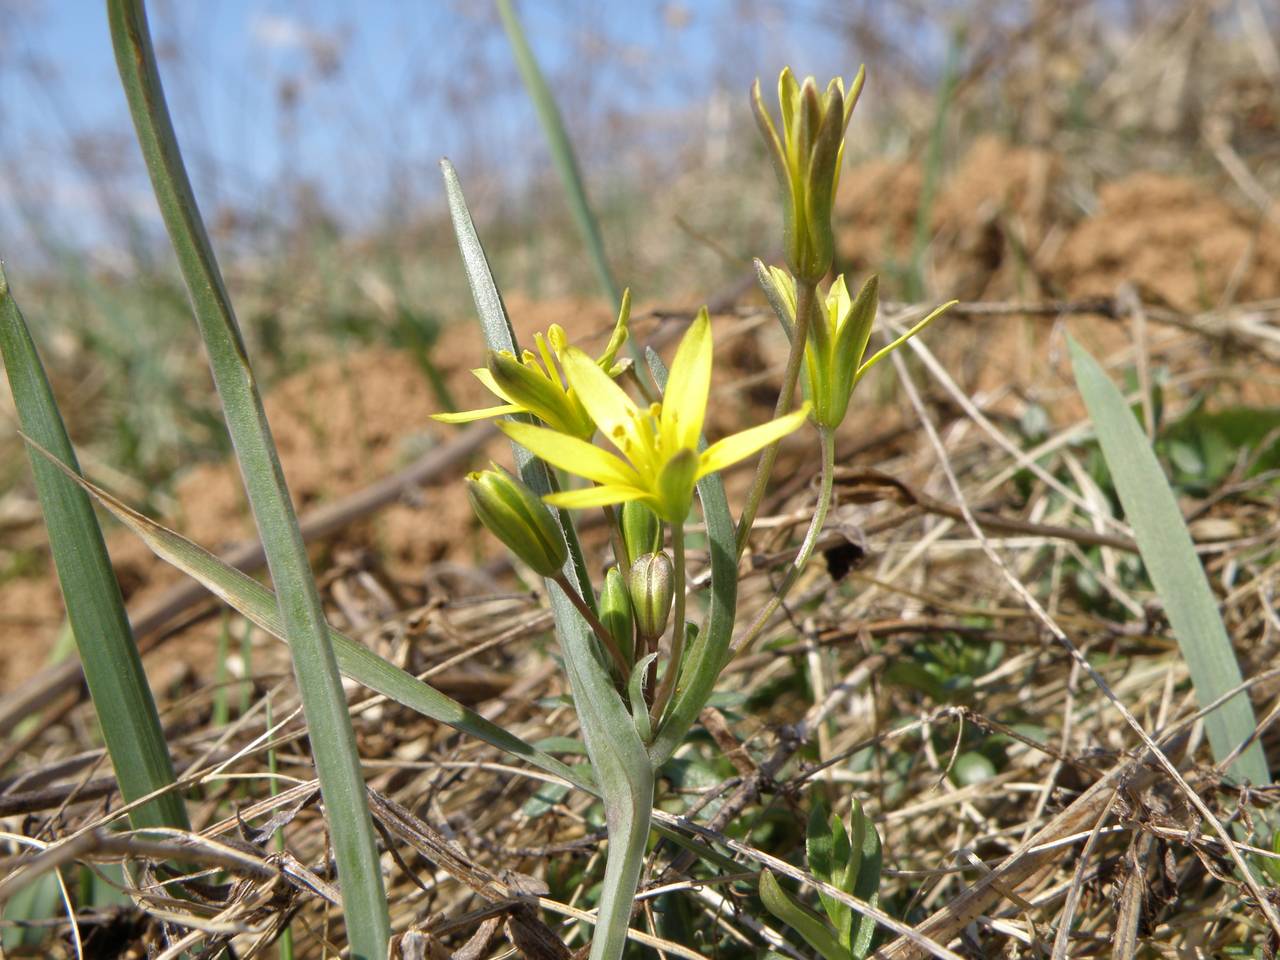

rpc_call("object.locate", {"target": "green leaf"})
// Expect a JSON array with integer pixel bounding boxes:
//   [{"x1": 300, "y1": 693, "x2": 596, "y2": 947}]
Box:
[
  {"x1": 442, "y1": 160, "x2": 652, "y2": 960},
  {"x1": 1069, "y1": 337, "x2": 1268, "y2": 787},
  {"x1": 807, "y1": 801, "x2": 853, "y2": 946},
  {"x1": 758, "y1": 870, "x2": 850, "y2": 960},
  {"x1": 0, "y1": 266, "x2": 187, "y2": 835},
  {"x1": 849, "y1": 803, "x2": 882, "y2": 959},
  {"x1": 107, "y1": 4, "x2": 388, "y2": 954},
  {"x1": 495, "y1": 0, "x2": 620, "y2": 311},
  {"x1": 642, "y1": 347, "x2": 740, "y2": 767}
]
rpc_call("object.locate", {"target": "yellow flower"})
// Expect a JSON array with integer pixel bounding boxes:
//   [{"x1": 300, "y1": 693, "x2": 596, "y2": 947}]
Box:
[
  {"x1": 759, "y1": 262, "x2": 955, "y2": 430},
  {"x1": 752, "y1": 67, "x2": 865, "y2": 284},
  {"x1": 432, "y1": 290, "x2": 631, "y2": 440},
  {"x1": 498, "y1": 308, "x2": 810, "y2": 523}
]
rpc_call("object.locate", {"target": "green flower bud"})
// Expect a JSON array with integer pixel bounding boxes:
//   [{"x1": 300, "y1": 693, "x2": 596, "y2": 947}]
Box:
[
  {"x1": 752, "y1": 66, "x2": 865, "y2": 284},
  {"x1": 465, "y1": 466, "x2": 567, "y2": 577},
  {"x1": 629, "y1": 552, "x2": 674, "y2": 643},
  {"x1": 620, "y1": 501, "x2": 662, "y2": 567},
  {"x1": 599, "y1": 565, "x2": 635, "y2": 664},
  {"x1": 757, "y1": 261, "x2": 951, "y2": 431}
]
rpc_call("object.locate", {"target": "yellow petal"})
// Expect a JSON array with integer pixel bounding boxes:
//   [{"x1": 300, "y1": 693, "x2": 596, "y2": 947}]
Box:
[
  {"x1": 498, "y1": 420, "x2": 639, "y2": 489},
  {"x1": 696, "y1": 405, "x2": 811, "y2": 479},
  {"x1": 544, "y1": 484, "x2": 649, "y2": 510},
  {"x1": 431, "y1": 404, "x2": 520, "y2": 424},
  {"x1": 473, "y1": 367, "x2": 516, "y2": 405},
  {"x1": 660, "y1": 307, "x2": 712, "y2": 452},
  {"x1": 560, "y1": 345, "x2": 641, "y2": 454}
]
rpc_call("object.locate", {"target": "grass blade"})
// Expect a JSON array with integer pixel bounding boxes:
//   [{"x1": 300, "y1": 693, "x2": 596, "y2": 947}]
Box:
[
  {"x1": 442, "y1": 159, "x2": 652, "y2": 960},
  {"x1": 1068, "y1": 336, "x2": 1268, "y2": 786},
  {"x1": 0, "y1": 265, "x2": 188, "y2": 834},
  {"x1": 495, "y1": 0, "x2": 621, "y2": 309},
  {"x1": 106, "y1": 3, "x2": 388, "y2": 954}
]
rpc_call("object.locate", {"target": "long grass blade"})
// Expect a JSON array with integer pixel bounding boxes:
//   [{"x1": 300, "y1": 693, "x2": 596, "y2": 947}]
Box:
[
  {"x1": 105, "y1": 3, "x2": 388, "y2": 954},
  {"x1": 442, "y1": 159, "x2": 652, "y2": 960},
  {"x1": 0, "y1": 265, "x2": 187, "y2": 833},
  {"x1": 1068, "y1": 336, "x2": 1268, "y2": 786},
  {"x1": 495, "y1": 0, "x2": 621, "y2": 309}
]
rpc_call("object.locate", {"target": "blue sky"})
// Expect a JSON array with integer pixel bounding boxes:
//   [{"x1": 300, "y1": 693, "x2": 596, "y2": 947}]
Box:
[{"x1": 0, "y1": 1, "x2": 941, "y2": 265}]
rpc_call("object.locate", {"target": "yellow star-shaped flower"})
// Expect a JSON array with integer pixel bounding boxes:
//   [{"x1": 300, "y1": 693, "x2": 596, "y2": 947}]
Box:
[
  {"x1": 499, "y1": 308, "x2": 810, "y2": 524},
  {"x1": 432, "y1": 291, "x2": 631, "y2": 440}
]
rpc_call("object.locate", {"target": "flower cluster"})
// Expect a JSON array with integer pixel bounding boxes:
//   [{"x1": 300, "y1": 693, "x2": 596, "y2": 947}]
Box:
[{"x1": 489, "y1": 308, "x2": 809, "y2": 525}]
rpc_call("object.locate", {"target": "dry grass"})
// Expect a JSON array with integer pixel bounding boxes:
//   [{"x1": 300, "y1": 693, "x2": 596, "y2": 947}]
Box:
[{"x1": 3, "y1": 1, "x2": 1280, "y2": 956}]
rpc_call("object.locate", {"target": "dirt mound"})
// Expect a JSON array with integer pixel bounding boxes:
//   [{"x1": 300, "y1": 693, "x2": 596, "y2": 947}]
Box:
[
  {"x1": 1049, "y1": 172, "x2": 1280, "y2": 311},
  {"x1": 837, "y1": 135, "x2": 1063, "y2": 300}
]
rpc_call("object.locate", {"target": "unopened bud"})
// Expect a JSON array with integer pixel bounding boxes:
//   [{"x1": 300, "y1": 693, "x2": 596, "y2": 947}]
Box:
[
  {"x1": 599, "y1": 565, "x2": 635, "y2": 664},
  {"x1": 629, "y1": 552, "x2": 674, "y2": 642},
  {"x1": 465, "y1": 467, "x2": 567, "y2": 577}
]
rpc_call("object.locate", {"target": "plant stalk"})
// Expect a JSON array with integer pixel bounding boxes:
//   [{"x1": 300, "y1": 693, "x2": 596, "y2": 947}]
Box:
[
  {"x1": 553, "y1": 572, "x2": 632, "y2": 679},
  {"x1": 736, "y1": 277, "x2": 817, "y2": 557},
  {"x1": 649, "y1": 522, "x2": 686, "y2": 727},
  {"x1": 733, "y1": 427, "x2": 836, "y2": 657}
]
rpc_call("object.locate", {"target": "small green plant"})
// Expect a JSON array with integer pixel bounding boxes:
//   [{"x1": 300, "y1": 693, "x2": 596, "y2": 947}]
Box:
[
  {"x1": 759, "y1": 799, "x2": 884, "y2": 960},
  {"x1": 429, "y1": 65, "x2": 952, "y2": 958}
]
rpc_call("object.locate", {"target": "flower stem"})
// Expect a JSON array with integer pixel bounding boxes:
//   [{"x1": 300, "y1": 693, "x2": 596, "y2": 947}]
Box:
[
  {"x1": 736, "y1": 277, "x2": 817, "y2": 558},
  {"x1": 732, "y1": 426, "x2": 836, "y2": 657},
  {"x1": 648, "y1": 521, "x2": 686, "y2": 727},
  {"x1": 553, "y1": 572, "x2": 631, "y2": 679}
]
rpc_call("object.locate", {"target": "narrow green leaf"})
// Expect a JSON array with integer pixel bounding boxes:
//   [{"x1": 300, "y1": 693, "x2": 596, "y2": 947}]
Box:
[
  {"x1": 643, "y1": 347, "x2": 739, "y2": 767},
  {"x1": 0, "y1": 265, "x2": 187, "y2": 834},
  {"x1": 442, "y1": 162, "x2": 652, "y2": 960},
  {"x1": 630, "y1": 653, "x2": 659, "y2": 743},
  {"x1": 495, "y1": 0, "x2": 621, "y2": 310},
  {"x1": 106, "y1": 4, "x2": 387, "y2": 953},
  {"x1": 1068, "y1": 336, "x2": 1268, "y2": 787},
  {"x1": 758, "y1": 870, "x2": 850, "y2": 960},
  {"x1": 849, "y1": 805, "x2": 882, "y2": 959}
]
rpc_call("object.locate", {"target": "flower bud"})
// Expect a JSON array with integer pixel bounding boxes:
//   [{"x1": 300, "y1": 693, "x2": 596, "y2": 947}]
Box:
[
  {"x1": 599, "y1": 565, "x2": 635, "y2": 664},
  {"x1": 465, "y1": 466, "x2": 567, "y2": 577},
  {"x1": 629, "y1": 552, "x2": 674, "y2": 643},
  {"x1": 752, "y1": 67, "x2": 864, "y2": 284},
  {"x1": 620, "y1": 501, "x2": 661, "y2": 567}
]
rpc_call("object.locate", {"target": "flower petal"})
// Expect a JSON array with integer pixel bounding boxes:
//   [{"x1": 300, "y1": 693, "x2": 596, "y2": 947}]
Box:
[
  {"x1": 498, "y1": 420, "x2": 639, "y2": 489},
  {"x1": 696, "y1": 405, "x2": 812, "y2": 479},
  {"x1": 559, "y1": 345, "x2": 641, "y2": 454},
  {"x1": 473, "y1": 367, "x2": 516, "y2": 405},
  {"x1": 431, "y1": 404, "x2": 521, "y2": 424},
  {"x1": 544, "y1": 484, "x2": 649, "y2": 510},
  {"x1": 660, "y1": 307, "x2": 712, "y2": 452}
]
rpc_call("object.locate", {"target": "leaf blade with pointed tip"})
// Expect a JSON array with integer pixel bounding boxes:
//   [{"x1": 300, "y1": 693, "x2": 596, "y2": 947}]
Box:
[
  {"x1": 1068, "y1": 336, "x2": 1268, "y2": 788},
  {"x1": 0, "y1": 265, "x2": 187, "y2": 835}
]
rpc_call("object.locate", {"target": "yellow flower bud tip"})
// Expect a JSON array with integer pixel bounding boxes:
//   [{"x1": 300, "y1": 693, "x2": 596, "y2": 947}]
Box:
[
  {"x1": 620, "y1": 500, "x2": 662, "y2": 567},
  {"x1": 752, "y1": 66, "x2": 866, "y2": 283},
  {"x1": 629, "y1": 551, "x2": 675, "y2": 643},
  {"x1": 465, "y1": 467, "x2": 567, "y2": 578}
]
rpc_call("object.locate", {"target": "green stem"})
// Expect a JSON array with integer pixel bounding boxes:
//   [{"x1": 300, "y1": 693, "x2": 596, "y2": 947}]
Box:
[
  {"x1": 733, "y1": 427, "x2": 836, "y2": 657},
  {"x1": 553, "y1": 572, "x2": 631, "y2": 679},
  {"x1": 649, "y1": 522, "x2": 686, "y2": 727},
  {"x1": 736, "y1": 277, "x2": 817, "y2": 558}
]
